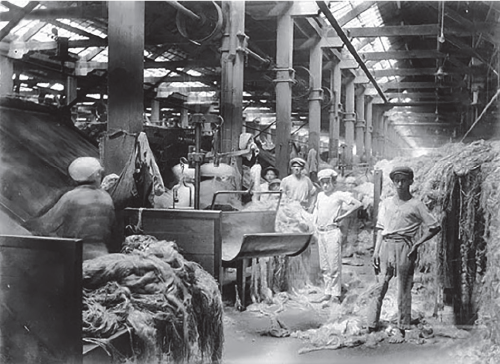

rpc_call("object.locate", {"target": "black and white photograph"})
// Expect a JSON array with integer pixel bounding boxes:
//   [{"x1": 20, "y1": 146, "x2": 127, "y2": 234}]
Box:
[{"x1": 0, "y1": 1, "x2": 499, "y2": 363}]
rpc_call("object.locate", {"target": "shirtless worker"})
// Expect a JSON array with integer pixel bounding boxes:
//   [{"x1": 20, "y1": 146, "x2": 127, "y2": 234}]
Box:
[
  {"x1": 24, "y1": 157, "x2": 115, "y2": 260},
  {"x1": 366, "y1": 166, "x2": 440, "y2": 337}
]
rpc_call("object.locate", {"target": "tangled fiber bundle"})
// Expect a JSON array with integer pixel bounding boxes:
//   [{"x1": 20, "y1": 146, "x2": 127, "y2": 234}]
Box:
[{"x1": 82, "y1": 235, "x2": 223, "y2": 363}]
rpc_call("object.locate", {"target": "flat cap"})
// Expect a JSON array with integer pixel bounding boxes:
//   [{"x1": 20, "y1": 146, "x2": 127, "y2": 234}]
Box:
[
  {"x1": 262, "y1": 166, "x2": 279, "y2": 177},
  {"x1": 269, "y1": 178, "x2": 281, "y2": 186},
  {"x1": 317, "y1": 168, "x2": 338, "y2": 181},
  {"x1": 290, "y1": 157, "x2": 306, "y2": 167},
  {"x1": 389, "y1": 166, "x2": 414, "y2": 181}
]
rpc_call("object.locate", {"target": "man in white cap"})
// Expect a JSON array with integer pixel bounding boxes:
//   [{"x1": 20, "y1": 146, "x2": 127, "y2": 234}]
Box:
[
  {"x1": 279, "y1": 157, "x2": 317, "y2": 211},
  {"x1": 24, "y1": 157, "x2": 115, "y2": 260},
  {"x1": 311, "y1": 168, "x2": 362, "y2": 304}
]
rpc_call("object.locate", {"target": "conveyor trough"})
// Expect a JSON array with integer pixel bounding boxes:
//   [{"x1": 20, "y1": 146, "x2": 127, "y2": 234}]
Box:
[{"x1": 124, "y1": 196, "x2": 312, "y2": 307}]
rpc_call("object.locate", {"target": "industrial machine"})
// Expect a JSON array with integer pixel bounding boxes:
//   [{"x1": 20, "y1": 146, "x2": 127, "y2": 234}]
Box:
[{"x1": 124, "y1": 191, "x2": 312, "y2": 309}]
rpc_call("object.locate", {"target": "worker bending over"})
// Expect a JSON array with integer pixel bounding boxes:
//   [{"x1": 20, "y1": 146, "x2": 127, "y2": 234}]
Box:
[{"x1": 24, "y1": 157, "x2": 115, "y2": 260}]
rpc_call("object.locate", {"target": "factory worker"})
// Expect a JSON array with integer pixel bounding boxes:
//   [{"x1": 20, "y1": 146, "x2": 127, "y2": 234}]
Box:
[
  {"x1": 258, "y1": 166, "x2": 279, "y2": 200},
  {"x1": 311, "y1": 168, "x2": 361, "y2": 304},
  {"x1": 366, "y1": 166, "x2": 440, "y2": 338},
  {"x1": 24, "y1": 157, "x2": 115, "y2": 261},
  {"x1": 279, "y1": 157, "x2": 317, "y2": 211}
]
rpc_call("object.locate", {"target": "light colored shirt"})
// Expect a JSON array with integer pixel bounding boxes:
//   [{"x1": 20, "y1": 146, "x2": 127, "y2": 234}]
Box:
[
  {"x1": 377, "y1": 196, "x2": 438, "y2": 238},
  {"x1": 314, "y1": 191, "x2": 356, "y2": 227},
  {"x1": 280, "y1": 174, "x2": 315, "y2": 207}
]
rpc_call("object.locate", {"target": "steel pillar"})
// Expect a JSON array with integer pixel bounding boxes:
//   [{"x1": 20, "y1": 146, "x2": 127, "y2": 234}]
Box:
[{"x1": 274, "y1": 3, "x2": 294, "y2": 178}]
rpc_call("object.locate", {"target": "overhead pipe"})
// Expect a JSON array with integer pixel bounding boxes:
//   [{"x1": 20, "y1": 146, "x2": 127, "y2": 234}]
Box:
[
  {"x1": 316, "y1": 1, "x2": 388, "y2": 104},
  {"x1": 167, "y1": 1, "x2": 201, "y2": 21},
  {"x1": 460, "y1": 88, "x2": 500, "y2": 142}
]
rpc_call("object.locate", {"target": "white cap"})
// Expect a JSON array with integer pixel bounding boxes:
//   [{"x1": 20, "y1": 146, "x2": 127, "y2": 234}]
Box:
[
  {"x1": 68, "y1": 157, "x2": 103, "y2": 182},
  {"x1": 317, "y1": 168, "x2": 338, "y2": 181}
]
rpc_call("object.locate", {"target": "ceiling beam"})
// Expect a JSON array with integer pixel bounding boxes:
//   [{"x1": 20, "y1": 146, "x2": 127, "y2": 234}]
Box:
[
  {"x1": 425, "y1": 2, "x2": 497, "y2": 45},
  {"x1": 392, "y1": 123, "x2": 454, "y2": 127},
  {"x1": 384, "y1": 92, "x2": 443, "y2": 99},
  {"x1": 375, "y1": 81, "x2": 459, "y2": 91},
  {"x1": 0, "y1": 1, "x2": 39, "y2": 41},
  {"x1": 446, "y1": 34, "x2": 498, "y2": 76},
  {"x1": 371, "y1": 67, "x2": 478, "y2": 77},
  {"x1": 3, "y1": 39, "x2": 107, "y2": 58},
  {"x1": 340, "y1": 23, "x2": 498, "y2": 40},
  {"x1": 337, "y1": 1, "x2": 380, "y2": 27},
  {"x1": 47, "y1": 19, "x2": 104, "y2": 42},
  {"x1": 0, "y1": 3, "x2": 107, "y2": 21},
  {"x1": 317, "y1": 1, "x2": 387, "y2": 103},
  {"x1": 373, "y1": 100, "x2": 459, "y2": 106},
  {"x1": 360, "y1": 50, "x2": 447, "y2": 61}
]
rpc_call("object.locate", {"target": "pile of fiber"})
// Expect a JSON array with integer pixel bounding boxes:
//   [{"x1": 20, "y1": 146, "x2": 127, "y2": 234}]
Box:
[
  {"x1": 82, "y1": 235, "x2": 223, "y2": 364},
  {"x1": 246, "y1": 200, "x2": 315, "y2": 303}
]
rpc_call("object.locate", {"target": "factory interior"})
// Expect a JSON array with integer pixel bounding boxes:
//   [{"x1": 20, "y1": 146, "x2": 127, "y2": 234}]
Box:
[{"x1": 1, "y1": 1, "x2": 500, "y2": 363}]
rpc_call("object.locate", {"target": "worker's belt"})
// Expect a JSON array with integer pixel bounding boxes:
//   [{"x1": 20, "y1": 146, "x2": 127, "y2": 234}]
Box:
[
  {"x1": 317, "y1": 224, "x2": 339, "y2": 232},
  {"x1": 383, "y1": 234, "x2": 412, "y2": 244}
]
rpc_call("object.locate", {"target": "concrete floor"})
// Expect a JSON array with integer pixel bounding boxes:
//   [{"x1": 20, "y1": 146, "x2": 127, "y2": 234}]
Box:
[{"x1": 219, "y1": 244, "x2": 470, "y2": 364}]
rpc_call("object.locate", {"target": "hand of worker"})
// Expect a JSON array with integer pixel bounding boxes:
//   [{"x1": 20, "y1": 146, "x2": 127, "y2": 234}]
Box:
[
  {"x1": 407, "y1": 245, "x2": 418, "y2": 260},
  {"x1": 372, "y1": 253, "x2": 380, "y2": 271}
]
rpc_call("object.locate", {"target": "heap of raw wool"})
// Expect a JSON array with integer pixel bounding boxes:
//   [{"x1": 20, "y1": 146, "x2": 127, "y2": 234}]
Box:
[{"x1": 82, "y1": 235, "x2": 224, "y2": 364}]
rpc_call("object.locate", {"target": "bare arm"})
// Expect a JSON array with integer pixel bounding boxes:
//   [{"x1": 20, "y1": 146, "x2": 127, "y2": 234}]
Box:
[
  {"x1": 335, "y1": 198, "x2": 362, "y2": 222},
  {"x1": 408, "y1": 226, "x2": 441, "y2": 258},
  {"x1": 372, "y1": 229, "x2": 383, "y2": 271}
]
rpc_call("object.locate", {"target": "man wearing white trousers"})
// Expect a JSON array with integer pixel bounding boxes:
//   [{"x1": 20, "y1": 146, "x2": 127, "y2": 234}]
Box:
[{"x1": 311, "y1": 168, "x2": 362, "y2": 304}]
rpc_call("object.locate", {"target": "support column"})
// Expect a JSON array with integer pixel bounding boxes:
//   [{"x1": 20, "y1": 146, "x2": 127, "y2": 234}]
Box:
[
  {"x1": 150, "y1": 99, "x2": 160, "y2": 124},
  {"x1": 274, "y1": 3, "x2": 294, "y2": 178},
  {"x1": 0, "y1": 56, "x2": 14, "y2": 96},
  {"x1": 220, "y1": 1, "x2": 245, "y2": 176},
  {"x1": 344, "y1": 78, "x2": 355, "y2": 168},
  {"x1": 365, "y1": 97, "x2": 373, "y2": 164},
  {"x1": 373, "y1": 107, "x2": 381, "y2": 159},
  {"x1": 308, "y1": 38, "x2": 322, "y2": 173},
  {"x1": 329, "y1": 58, "x2": 341, "y2": 162},
  {"x1": 106, "y1": 1, "x2": 145, "y2": 175},
  {"x1": 65, "y1": 76, "x2": 77, "y2": 106},
  {"x1": 379, "y1": 115, "x2": 388, "y2": 159},
  {"x1": 355, "y1": 86, "x2": 366, "y2": 162},
  {"x1": 180, "y1": 107, "x2": 189, "y2": 128}
]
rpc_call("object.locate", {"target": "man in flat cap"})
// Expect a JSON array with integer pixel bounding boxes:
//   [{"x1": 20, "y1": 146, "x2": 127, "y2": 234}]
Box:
[
  {"x1": 24, "y1": 157, "x2": 115, "y2": 260},
  {"x1": 279, "y1": 157, "x2": 317, "y2": 211},
  {"x1": 311, "y1": 168, "x2": 362, "y2": 304},
  {"x1": 366, "y1": 166, "x2": 440, "y2": 339}
]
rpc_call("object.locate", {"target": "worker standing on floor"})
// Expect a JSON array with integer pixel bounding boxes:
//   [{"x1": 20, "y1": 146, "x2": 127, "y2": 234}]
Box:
[
  {"x1": 311, "y1": 168, "x2": 362, "y2": 304},
  {"x1": 24, "y1": 157, "x2": 116, "y2": 260},
  {"x1": 366, "y1": 166, "x2": 441, "y2": 337},
  {"x1": 280, "y1": 157, "x2": 317, "y2": 212}
]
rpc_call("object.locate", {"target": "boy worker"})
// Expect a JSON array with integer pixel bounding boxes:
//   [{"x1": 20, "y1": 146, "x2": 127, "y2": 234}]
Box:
[
  {"x1": 367, "y1": 166, "x2": 441, "y2": 334},
  {"x1": 280, "y1": 157, "x2": 317, "y2": 212},
  {"x1": 312, "y1": 168, "x2": 362, "y2": 303}
]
